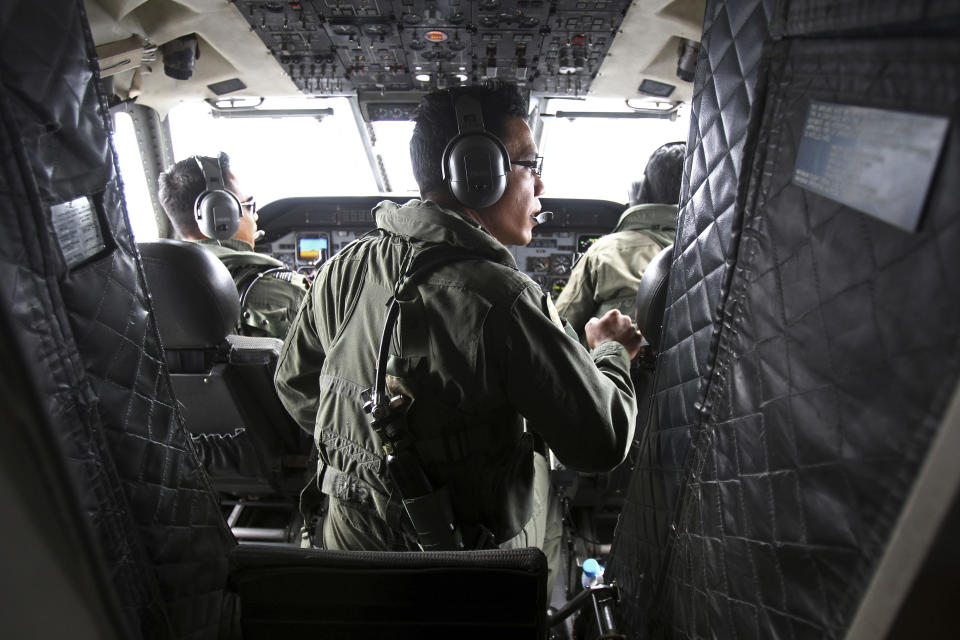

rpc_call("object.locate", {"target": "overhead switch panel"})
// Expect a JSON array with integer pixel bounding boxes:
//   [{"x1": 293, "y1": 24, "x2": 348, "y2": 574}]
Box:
[{"x1": 238, "y1": 0, "x2": 631, "y2": 97}]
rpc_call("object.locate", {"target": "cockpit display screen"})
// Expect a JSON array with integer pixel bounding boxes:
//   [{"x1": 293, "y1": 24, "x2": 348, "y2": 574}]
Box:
[
  {"x1": 298, "y1": 236, "x2": 328, "y2": 261},
  {"x1": 577, "y1": 235, "x2": 601, "y2": 253}
]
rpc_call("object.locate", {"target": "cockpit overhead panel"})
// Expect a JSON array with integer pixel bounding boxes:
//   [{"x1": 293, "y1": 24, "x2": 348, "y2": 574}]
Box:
[{"x1": 237, "y1": 0, "x2": 631, "y2": 98}]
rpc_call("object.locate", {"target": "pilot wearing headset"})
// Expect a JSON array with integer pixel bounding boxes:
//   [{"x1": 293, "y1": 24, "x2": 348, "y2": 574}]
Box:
[
  {"x1": 157, "y1": 152, "x2": 307, "y2": 340},
  {"x1": 275, "y1": 81, "x2": 642, "y2": 594}
]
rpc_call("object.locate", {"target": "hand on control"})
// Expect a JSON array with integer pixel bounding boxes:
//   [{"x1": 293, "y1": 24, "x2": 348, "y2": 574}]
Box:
[{"x1": 585, "y1": 309, "x2": 644, "y2": 360}]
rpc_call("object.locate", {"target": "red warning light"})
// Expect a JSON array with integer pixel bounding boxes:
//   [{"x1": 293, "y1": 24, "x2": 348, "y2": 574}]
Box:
[
  {"x1": 424, "y1": 30, "x2": 449, "y2": 42},
  {"x1": 289, "y1": 2, "x2": 301, "y2": 8},
  {"x1": 571, "y1": 34, "x2": 586, "y2": 46}
]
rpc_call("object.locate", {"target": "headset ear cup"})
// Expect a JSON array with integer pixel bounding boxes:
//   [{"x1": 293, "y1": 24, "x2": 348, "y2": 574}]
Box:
[
  {"x1": 443, "y1": 132, "x2": 510, "y2": 209},
  {"x1": 195, "y1": 189, "x2": 241, "y2": 240}
]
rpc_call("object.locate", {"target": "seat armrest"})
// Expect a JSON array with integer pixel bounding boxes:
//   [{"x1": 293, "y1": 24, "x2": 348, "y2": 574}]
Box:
[{"x1": 225, "y1": 335, "x2": 283, "y2": 365}]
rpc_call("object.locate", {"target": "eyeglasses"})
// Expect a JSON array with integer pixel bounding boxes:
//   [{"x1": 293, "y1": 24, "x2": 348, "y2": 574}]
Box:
[
  {"x1": 239, "y1": 197, "x2": 257, "y2": 217},
  {"x1": 511, "y1": 155, "x2": 544, "y2": 177}
]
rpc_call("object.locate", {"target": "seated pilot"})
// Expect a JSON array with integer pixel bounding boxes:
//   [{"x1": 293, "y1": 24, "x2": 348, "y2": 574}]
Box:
[
  {"x1": 555, "y1": 141, "x2": 685, "y2": 339},
  {"x1": 157, "y1": 153, "x2": 307, "y2": 339}
]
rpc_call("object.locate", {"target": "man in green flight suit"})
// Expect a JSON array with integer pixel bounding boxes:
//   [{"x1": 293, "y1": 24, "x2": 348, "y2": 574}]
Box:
[
  {"x1": 274, "y1": 81, "x2": 642, "y2": 592},
  {"x1": 158, "y1": 152, "x2": 308, "y2": 339},
  {"x1": 555, "y1": 141, "x2": 685, "y2": 339}
]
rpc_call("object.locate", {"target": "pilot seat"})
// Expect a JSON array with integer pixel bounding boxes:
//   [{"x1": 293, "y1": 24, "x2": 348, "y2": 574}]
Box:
[
  {"x1": 139, "y1": 239, "x2": 313, "y2": 542},
  {"x1": 547, "y1": 243, "x2": 675, "y2": 638}
]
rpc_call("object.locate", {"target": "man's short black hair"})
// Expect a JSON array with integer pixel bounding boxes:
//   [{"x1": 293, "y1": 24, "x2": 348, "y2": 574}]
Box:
[
  {"x1": 157, "y1": 152, "x2": 230, "y2": 239},
  {"x1": 635, "y1": 141, "x2": 686, "y2": 206},
  {"x1": 410, "y1": 81, "x2": 528, "y2": 199}
]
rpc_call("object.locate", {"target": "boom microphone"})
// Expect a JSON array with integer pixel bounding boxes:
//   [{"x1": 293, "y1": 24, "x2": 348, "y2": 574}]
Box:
[{"x1": 532, "y1": 210, "x2": 554, "y2": 225}]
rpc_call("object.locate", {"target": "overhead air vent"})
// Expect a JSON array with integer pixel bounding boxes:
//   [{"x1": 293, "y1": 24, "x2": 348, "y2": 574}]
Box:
[
  {"x1": 160, "y1": 34, "x2": 199, "y2": 80},
  {"x1": 676, "y1": 38, "x2": 700, "y2": 82}
]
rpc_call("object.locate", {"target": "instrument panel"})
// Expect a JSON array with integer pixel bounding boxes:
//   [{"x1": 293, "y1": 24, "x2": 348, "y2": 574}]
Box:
[{"x1": 256, "y1": 196, "x2": 620, "y2": 299}]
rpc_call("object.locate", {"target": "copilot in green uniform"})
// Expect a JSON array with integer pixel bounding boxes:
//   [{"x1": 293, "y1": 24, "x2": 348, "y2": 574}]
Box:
[
  {"x1": 274, "y1": 199, "x2": 637, "y2": 588},
  {"x1": 198, "y1": 237, "x2": 308, "y2": 340},
  {"x1": 555, "y1": 203, "x2": 677, "y2": 338}
]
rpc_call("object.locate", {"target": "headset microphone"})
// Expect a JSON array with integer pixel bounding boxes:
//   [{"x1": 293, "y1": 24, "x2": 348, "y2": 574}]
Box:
[{"x1": 532, "y1": 210, "x2": 554, "y2": 225}]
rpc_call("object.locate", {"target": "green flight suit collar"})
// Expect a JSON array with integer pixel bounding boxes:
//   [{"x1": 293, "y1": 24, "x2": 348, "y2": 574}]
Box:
[
  {"x1": 612, "y1": 203, "x2": 678, "y2": 233},
  {"x1": 195, "y1": 237, "x2": 254, "y2": 253},
  {"x1": 374, "y1": 199, "x2": 518, "y2": 269}
]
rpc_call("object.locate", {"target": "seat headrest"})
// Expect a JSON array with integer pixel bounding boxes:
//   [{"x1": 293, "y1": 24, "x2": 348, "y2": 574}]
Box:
[
  {"x1": 139, "y1": 240, "x2": 240, "y2": 349},
  {"x1": 635, "y1": 243, "x2": 673, "y2": 355}
]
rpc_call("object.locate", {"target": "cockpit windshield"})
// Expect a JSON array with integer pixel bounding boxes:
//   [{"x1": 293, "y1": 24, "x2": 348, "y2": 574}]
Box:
[
  {"x1": 158, "y1": 95, "x2": 689, "y2": 206},
  {"x1": 368, "y1": 119, "x2": 419, "y2": 194},
  {"x1": 166, "y1": 97, "x2": 379, "y2": 204},
  {"x1": 537, "y1": 97, "x2": 689, "y2": 200}
]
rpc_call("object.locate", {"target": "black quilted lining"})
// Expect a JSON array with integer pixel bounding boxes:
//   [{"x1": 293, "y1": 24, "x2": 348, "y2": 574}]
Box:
[
  {"x1": 0, "y1": 1, "x2": 233, "y2": 638},
  {"x1": 609, "y1": 0, "x2": 776, "y2": 631},
  {"x1": 656, "y1": 36, "x2": 960, "y2": 639},
  {"x1": 775, "y1": 0, "x2": 960, "y2": 37}
]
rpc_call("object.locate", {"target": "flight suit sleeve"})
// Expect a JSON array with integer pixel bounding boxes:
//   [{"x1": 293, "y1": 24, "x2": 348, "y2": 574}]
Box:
[
  {"x1": 274, "y1": 286, "x2": 326, "y2": 435},
  {"x1": 241, "y1": 274, "x2": 309, "y2": 340},
  {"x1": 554, "y1": 249, "x2": 598, "y2": 337},
  {"x1": 501, "y1": 284, "x2": 637, "y2": 472}
]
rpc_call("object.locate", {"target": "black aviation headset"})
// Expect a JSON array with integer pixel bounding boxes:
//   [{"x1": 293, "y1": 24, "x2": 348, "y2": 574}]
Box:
[
  {"x1": 441, "y1": 93, "x2": 512, "y2": 209},
  {"x1": 193, "y1": 155, "x2": 242, "y2": 241}
]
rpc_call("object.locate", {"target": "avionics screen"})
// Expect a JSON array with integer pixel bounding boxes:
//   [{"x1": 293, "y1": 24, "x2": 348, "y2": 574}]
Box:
[
  {"x1": 298, "y1": 236, "x2": 328, "y2": 261},
  {"x1": 578, "y1": 235, "x2": 601, "y2": 253}
]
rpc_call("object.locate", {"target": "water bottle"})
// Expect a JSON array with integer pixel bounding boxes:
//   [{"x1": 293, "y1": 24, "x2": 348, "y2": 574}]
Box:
[{"x1": 581, "y1": 557, "x2": 605, "y2": 589}]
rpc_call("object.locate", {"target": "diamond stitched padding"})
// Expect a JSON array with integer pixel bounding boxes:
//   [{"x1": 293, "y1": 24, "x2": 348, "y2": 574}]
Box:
[
  {"x1": 0, "y1": 1, "x2": 234, "y2": 638},
  {"x1": 655, "y1": 36, "x2": 960, "y2": 639},
  {"x1": 775, "y1": 0, "x2": 960, "y2": 37},
  {"x1": 609, "y1": 0, "x2": 776, "y2": 632}
]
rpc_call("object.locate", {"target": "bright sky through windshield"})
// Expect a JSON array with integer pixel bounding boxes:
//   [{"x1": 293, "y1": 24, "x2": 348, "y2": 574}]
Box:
[
  {"x1": 168, "y1": 98, "x2": 377, "y2": 206},
  {"x1": 538, "y1": 99, "x2": 689, "y2": 202},
  {"x1": 166, "y1": 97, "x2": 690, "y2": 206},
  {"x1": 370, "y1": 120, "x2": 419, "y2": 194}
]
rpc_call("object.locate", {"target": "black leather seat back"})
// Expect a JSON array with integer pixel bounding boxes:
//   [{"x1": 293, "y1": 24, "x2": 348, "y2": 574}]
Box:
[
  {"x1": 634, "y1": 243, "x2": 673, "y2": 355},
  {"x1": 0, "y1": 0, "x2": 234, "y2": 636},
  {"x1": 228, "y1": 546, "x2": 548, "y2": 640},
  {"x1": 139, "y1": 239, "x2": 239, "y2": 349},
  {"x1": 139, "y1": 240, "x2": 309, "y2": 496},
  {"x1": 610, "y1": 0, "x2": 960, "y2": 637}
]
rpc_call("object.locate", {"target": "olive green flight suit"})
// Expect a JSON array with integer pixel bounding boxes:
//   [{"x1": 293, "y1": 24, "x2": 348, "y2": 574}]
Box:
[
  {"x1": 274, "y1": 200, "x2": 637, "y2": 590},
  {"x1": 198, "y1": 238, "x2": 308, "y2": 340},
  {"x1": 555, "y1": 203, "x2": 677, "y2": 337}
]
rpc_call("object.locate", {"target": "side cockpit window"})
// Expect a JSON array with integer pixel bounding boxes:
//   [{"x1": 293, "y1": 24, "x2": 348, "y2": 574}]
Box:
[{"x1": 113, "y1": 110, "x2": 159, "y2": 240}]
